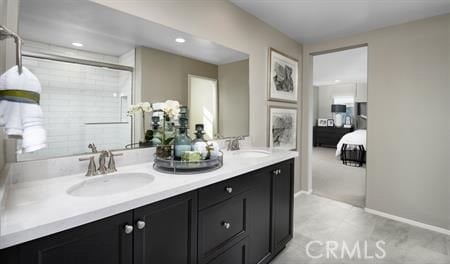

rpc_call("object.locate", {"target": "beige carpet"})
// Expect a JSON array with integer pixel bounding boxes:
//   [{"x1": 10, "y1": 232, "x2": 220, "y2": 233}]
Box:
[{"x1": 312, "y1": 147, "x2": 366, "y2": 207}]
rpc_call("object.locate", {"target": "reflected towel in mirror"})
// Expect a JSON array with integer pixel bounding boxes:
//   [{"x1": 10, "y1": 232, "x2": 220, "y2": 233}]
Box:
[{"x1": 0, "y1": 66, "x2": 47, "y2": 152}]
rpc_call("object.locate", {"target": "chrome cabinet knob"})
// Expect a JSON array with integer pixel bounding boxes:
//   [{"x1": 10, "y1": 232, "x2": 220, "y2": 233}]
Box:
[
  {"x1": 124, "y1": 224, "x2": 134, "y2": 234},
  {"x1": 222, "y1": 222, "x2": 231, "y2": 229},
  {"x1": 136, "y1": 220, "x2": 146, "y2": 230},
  {"x1": 225, "y1": 186, "x2": 233, "y2": 194}
]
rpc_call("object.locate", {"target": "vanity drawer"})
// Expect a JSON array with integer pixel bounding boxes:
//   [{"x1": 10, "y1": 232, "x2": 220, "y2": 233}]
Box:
[
  {"x1": 198, "y1": 192, "x2": 248, "y2": 261},
  {"x1": 207, "y1": 238, "x2": 248, "y2": 264},
  {"x1": 198, "y1": 174, "x2": 251, "y2": 210}
]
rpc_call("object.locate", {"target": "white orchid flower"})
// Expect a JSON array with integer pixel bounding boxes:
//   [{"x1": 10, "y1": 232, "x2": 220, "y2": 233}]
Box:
[
  {"x1": 127, "y1": 102, "x2": 152, "y2": 116},
  {"x1": 162, "y1": 100, "x2": 181, "y2": 118},
  {"x1": 140, "y1": 102, "x2": 152, "y2": 113}
]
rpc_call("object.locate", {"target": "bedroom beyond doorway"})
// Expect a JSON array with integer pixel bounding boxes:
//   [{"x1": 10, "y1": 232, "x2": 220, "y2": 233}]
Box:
[{"x1": 311, "y1": 46, "x2": 368, "y2": 207}]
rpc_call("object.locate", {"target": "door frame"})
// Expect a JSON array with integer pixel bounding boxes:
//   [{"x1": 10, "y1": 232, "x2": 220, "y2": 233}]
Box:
[{"x1": 305, "y1": 44, "x2": 369, "y2": 206}]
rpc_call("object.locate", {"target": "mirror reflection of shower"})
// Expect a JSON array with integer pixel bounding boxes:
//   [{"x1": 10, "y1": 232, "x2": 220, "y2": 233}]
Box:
[{"x1": 16, "y1": 44, "x2": 135, "y2": 161}]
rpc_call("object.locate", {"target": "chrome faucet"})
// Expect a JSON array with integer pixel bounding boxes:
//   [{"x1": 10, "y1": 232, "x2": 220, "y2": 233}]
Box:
[
  {"x1": 80, "y1": 149, "x2": 124, "y2": 176},
  {"x1": 226, "y1": 136, "x2": 244, "y2": 151},
  {"x1": 79, "y1": 156, "x2": 98, "y2": 176},
  {"x1": 98, "y1": 151, "x2": 109, "y2": 175}
]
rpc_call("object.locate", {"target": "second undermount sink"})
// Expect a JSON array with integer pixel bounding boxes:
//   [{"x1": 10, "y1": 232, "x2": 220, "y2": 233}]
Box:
[
  {"x1": 67, "y1": 173, "x2": 154, "y2": 197},
  {"x1": 231, "y1": 149, "x2": 271, "y2": 158}
]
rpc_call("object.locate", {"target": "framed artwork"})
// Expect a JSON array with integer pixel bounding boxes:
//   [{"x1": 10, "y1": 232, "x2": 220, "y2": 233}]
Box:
[
  {"x1": 327, "y1": 119, "x2": 334, "y2": 127},
  {"x1": 268, "y1": 48, "x2": 299, "y2": 103},
  {"x1": 268, "y1": 106, "x2": 297, "y2": 150},
  {"x1": 318, "y1": 118, "x2": 328, "y2": 127}
]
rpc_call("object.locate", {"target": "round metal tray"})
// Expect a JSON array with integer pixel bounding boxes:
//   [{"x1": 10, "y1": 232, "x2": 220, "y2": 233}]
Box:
[{"x1": 153, "y1": 154, "x2": 223, "y2": 174}]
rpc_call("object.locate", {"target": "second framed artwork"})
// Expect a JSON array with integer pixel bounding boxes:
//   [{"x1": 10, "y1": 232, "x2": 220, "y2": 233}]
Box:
[
  {"x1": 268, "y1": 48, "x2": 299, "y2": 103},
  {"x1": 268, "y1": 106, "x2": 297, "y2": 151}
]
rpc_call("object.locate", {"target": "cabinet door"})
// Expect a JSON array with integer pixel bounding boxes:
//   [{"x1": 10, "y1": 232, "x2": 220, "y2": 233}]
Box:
[
  {"x1": 133, "y1": 192, "x2": 197, "y2": 264},
  {"x1": 271, "y1": 160, "x2": 294, "y2": 253},
  {"x1": 207, "y1": 238, "x2": 248, "y2": 264},
  {"x1": 247, "y1": 169, "x2": 272, "y2": 264},
  {"x1": 18, "y1": 211, "x2": 133, "y2": 264}
]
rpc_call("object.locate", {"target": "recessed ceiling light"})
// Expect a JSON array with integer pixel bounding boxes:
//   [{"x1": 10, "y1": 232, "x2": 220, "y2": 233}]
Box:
[
  {"x1": 72, "y1": 42, "x2": 84, "y2": 47},
  {"x1": 175, "y1": 38, "x2": 186, "y2": 43},
  {"x1": 334, "y1": 79, "x2": 341, "y2": 83}
]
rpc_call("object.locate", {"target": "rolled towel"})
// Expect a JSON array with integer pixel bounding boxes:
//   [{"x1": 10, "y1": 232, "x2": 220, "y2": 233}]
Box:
[
  {"x1": 0, "y1": 66, "x2": 47, "y2": 152},
  {"x1": 21, "y1": 104, "x2": 47, "y2": 153}
]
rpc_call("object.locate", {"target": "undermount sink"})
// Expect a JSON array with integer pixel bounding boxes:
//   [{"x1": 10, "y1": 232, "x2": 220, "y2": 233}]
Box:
[
  {"x1": 231, "y1": 149, "x2": 271, "y2": 158},
  {"x1": 67, "y1": 173, "x2": 154, "y2": 197}
]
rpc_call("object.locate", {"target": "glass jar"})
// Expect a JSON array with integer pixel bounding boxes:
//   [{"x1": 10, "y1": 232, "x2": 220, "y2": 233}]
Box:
[{"x1": 174, "y1": 127, "x2": 192, "y2": 159}]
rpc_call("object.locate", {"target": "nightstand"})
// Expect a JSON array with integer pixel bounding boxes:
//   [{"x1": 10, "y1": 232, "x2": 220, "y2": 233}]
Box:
[{"x1": 313, "y1": 126, "x2": 353, "y2": 148}]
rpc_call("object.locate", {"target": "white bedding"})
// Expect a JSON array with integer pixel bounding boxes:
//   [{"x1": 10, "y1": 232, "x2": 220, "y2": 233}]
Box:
[{"x1": 336, "y1": 129, "x2": 367, "y2": 156}]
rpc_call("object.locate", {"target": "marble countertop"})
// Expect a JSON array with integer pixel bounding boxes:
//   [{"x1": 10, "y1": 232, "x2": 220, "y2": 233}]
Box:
[{"x1": 0, "y1": 149, "x2": 298, "y2": 249}]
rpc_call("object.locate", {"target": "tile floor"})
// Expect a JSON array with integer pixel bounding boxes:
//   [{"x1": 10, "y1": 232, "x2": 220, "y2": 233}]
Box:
[
  {"x1": 312, "y1": 147, "x2": 366, "y2": 207},
  {"x1": 272, "y1": 194, "x2": 450, "y2": 264}
]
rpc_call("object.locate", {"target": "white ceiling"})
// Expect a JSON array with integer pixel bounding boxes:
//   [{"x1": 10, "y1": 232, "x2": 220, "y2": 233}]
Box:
[
  {"x1": 19, "y1": 0, "x2": 248, "y2": 65},
  {"x1": 313, "y1": 46, "x2": 367, "y2": 86},
  {"x1": 231, "y1": 0, "x2": 450, "y2": 43}
]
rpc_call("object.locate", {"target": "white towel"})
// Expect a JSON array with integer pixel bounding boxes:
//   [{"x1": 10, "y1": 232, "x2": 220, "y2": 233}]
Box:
[{"x1": 0, "y1": 66, "x2": 47, "y2": 153}]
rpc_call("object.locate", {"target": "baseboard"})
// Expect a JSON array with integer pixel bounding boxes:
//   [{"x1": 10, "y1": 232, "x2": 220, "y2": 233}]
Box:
[
  {"x1": 294, "y1": 190, "x2": 312, "y2": 197},
  {"x1": 364, "y1": 208, "x2": 450, "y2": 236}
]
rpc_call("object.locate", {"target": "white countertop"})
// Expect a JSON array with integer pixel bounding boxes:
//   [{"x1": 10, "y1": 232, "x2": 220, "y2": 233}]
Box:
[{"x1": 0, "y1": 149, "x2": 297, "y2": 249}]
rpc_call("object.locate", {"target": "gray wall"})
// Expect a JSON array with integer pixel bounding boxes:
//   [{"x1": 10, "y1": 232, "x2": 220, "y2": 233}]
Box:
[
  {"x1": 92, "y1": 0, "x2": 303, "y2": 192},
  {"x1": 303, "y1": 14, "x2": 450, "y2": 229},
  {"x1": 316, "y1": 83, "x2": 356, "y2": 120},
  {"x1": 218, "y1": 59, "x2": 249, "y2": 137},
  {"x1": 136, "y1": 46, "x2": 218, "y2": 107}
]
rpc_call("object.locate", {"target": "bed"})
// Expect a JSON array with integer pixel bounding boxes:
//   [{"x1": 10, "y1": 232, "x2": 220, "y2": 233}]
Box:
[{"x1": 336, "y1": 129, "x2": 367, "y2": 166}]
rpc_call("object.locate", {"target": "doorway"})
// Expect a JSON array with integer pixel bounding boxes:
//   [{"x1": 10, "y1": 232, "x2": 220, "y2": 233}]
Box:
[
  {"x1": 311, "y1": 46, "x2": 368, "y2": 207},
  {"x1": 188, "y1": 75, "x2": 218, "y2": 140}
]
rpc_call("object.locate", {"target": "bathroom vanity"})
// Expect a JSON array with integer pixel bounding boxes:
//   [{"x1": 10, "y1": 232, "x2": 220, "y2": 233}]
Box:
[{"x1": 0, "y1": 150, "x2": 297, "y2": 264}]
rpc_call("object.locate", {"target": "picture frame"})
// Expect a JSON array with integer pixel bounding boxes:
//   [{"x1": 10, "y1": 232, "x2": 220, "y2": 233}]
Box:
[
  {"x1": 327, "y1": 119, "x2": 334, "y2": 127},
  {"x1": 318, "y1": 118, "x2": 328, "y2": 127},
  {"x1": 268, "y1": 48, "x2": 299, "y2": 103},
  {"x1": 268, "y1": 106, "x2": 297, "y2": 150}
]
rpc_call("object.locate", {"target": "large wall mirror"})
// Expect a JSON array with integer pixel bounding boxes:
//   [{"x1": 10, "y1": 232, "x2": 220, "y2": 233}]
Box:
[{"x1": 17, "y1": 0, "x2": 249, "y2": 161}]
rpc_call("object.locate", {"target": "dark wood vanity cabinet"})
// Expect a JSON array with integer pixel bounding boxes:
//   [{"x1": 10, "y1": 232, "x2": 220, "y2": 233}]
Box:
[
  {"x1": 198, "y1": 159, "x2": 294, "y2": 264},
  {"x1": 1, "y1": 192, "x2": 197, "y2": 264},
  {"x1": 0, "y1": 159, "x2": 294, "y2": 264},
  {"x1": 14, "y1": 211, "x2": 134, "y2": 264},
  {"x1": 271, "y1": 161, "x2": 294, "y2": 253},
  {"x1": 133, "y1": 192, "x2": 198, "y2": 264}
]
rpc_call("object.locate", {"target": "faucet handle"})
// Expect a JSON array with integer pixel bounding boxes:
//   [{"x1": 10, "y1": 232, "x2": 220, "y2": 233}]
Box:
[
  {"x1": 88, "y1": 143, "x2": 98, "y2": 153},
  {"x1": 79, "y1": 156, "x2": 98, "y2": 176},
  {"x1": 107, "y1": 151, "x2": 123, "y2": 173}
]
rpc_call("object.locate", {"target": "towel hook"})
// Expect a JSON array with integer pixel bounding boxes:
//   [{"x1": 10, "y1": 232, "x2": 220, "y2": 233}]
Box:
[{"x1": 0, "y1": 25, "x2": 23, "y2": 75}]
